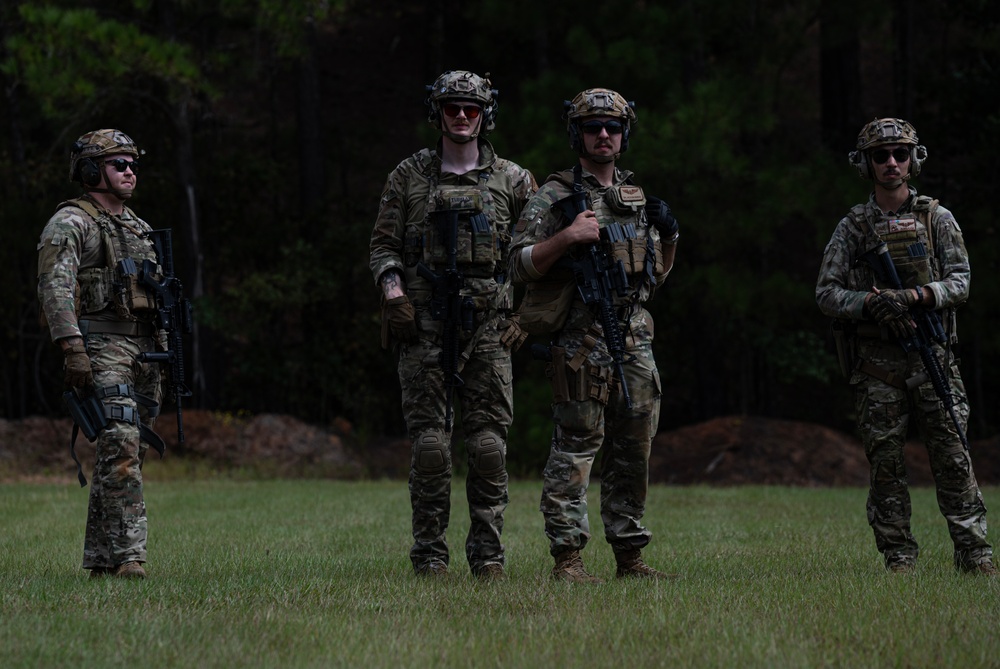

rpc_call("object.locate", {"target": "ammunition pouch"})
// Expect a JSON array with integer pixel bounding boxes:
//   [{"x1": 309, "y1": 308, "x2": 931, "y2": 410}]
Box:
[
  {"x1": 543, "y1": 343, "x2": 614, "y2": 405},
  {"x1": 113, "y1": 258, "x2": 159, "y2": 317}
]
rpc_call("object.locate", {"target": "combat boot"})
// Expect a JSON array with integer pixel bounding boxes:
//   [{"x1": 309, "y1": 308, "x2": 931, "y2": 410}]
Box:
[
  {"x1": 615, "y1": 549, "x2": 677, "y2": 580},
  {"x1": 88, "y1": 567, "x2": 111, "y2": 579},
  {"x1": 113, "y1": 562, "x2": 147, "y2": 579},
  {"x1": 552, "y1": 549, "x2": 603, "y2": 584},
  {"x1": 474, "y1": 562, "x2": 505, "y2": 581},
  {"x1": 415, "y1": 560, "x2": 449, "y2": 577},
  {"x1": 961, "y1": 560, "x2": 997, "y2": 575}
]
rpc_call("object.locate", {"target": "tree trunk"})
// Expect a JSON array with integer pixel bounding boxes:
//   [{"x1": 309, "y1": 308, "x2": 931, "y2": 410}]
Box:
[{"x1": 819, "y1": 0, "x2": 862, "y2": 151}]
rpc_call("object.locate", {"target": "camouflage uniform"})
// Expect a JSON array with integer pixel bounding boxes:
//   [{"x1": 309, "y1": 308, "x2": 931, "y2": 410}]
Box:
[
  {"x1": 37, "y1": 195, "x2": 164, "y2": 572},
  {"x1": 370, "y1": 139, "x2": 535, "y2": 575},
  {"x1": 509, "y1": 165, "x2": 670, "y2": 557},
  {"x1": 817, "y1": 188, "x2": 992, "y2": 571}
]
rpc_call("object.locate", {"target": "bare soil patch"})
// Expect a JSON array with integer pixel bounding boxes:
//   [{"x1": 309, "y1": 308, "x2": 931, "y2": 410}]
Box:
[{"x1": 3, "y1": 411, "x2": 998, "y2": 486}]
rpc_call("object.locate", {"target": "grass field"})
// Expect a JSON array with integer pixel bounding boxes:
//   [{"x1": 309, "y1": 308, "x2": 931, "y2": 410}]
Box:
[{"x1": 1, "y1": 480, "x2": 998, "y2": 668}]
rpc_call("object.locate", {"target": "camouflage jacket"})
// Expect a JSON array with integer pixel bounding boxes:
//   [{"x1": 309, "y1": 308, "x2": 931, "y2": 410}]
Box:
[
  {"x1": 369, "y1": 139, "x2": 535, "y2": 315},
  {"x1": 508, "y1": 165, "x2": 667, "y2": 346},
  {"x1": 37, "y1": 197, "x2": 158, "y2": 341},
  {"x1": 816, "y1": 188, "x2": 970, "y2": 336}
]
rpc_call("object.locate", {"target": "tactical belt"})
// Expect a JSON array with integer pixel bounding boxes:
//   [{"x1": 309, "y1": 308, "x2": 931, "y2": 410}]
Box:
[{"x1": 79, "y1": 319, "x2": 156, "y2": 337}]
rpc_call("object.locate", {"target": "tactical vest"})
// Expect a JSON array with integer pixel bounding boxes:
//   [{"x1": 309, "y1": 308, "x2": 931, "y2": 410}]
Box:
[
  {"x1": 58, "y1": 198, "x2": 161, "y2": 320},
  {"x1": 402, "y1": 152, "x2": 511, "y2": 281},
  {"x1": 848, "y1": 195, "x2": 939, "y2": 292},
  {"x1": 518, "y1": 168, "x2": 663, "y2": 335},
  {"x1": 833, "y1": 195, "x2": 951, "y2": 380}
]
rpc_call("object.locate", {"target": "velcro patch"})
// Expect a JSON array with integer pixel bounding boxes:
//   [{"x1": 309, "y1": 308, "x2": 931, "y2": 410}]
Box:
[
  {"x1": 618, "y1": 185, "x2": 644, "y2": 203},
  {"x1": 888, "y1": 217, "x2": 916, "y2": 234}
]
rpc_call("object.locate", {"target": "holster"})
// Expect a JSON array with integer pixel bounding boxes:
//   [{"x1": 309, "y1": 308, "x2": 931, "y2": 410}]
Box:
[{"x1": 63, "y1": 389, "x2": 109, "y2": 442}]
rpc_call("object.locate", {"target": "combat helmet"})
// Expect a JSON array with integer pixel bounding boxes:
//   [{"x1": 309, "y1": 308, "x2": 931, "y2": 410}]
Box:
[
  {"x1": 564, "y1": 88, "x2": 637, "y2": 160},
  {"x1": 69, "y1": 129, "x2": 140, "y2": 187},
  {"x1": 425, "y1": 70, "x2": 498, "y2": 142},
  {"x1": 848, "y1": 118, "x2": 927, "y2": 180}
]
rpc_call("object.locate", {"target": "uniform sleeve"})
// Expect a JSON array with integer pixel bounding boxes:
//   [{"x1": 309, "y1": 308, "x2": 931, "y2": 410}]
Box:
[
  {"x1": 816, "y1": 216, "x2": 869, "y2": 320},
  {"x1": 37, "y1": 209, "x2": 88, "y2": 341},
  {"x1": 369, "y1": 163, "x2": 409, "y2": 288},
  {"x1": 507, "y1": 185, "x2": 561, "y2": 284},
  {"x1": 927, "y1": 205, "x2": 970, "y2": 309},
  {"x1": 505, "y1": 163, "x2": 537, "y2": 222}
]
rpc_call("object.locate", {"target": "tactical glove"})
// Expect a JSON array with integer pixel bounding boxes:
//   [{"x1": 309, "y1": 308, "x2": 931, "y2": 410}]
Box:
[
  {"x1": 878, "y1": 288, "x2": 919, "y2": 308},
  {"x1": 381, "y1": 295, "x2": 417, "y2": 348},
  {"x1": 63, "y1": 343, "x2": 94, "y2": 389},
  {"x1": 498, "y1": 314, "x2": 528, "y2": 352},
  {"x1": 867, "y1": 293, "x2": 914, "y2": 340},
  {"x1": 644, "y1": 196, "x2": 679, "y2": 239}
]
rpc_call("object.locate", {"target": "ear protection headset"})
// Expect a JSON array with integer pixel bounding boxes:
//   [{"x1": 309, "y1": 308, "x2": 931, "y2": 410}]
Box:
[{"x1": 73, "y1": 142, "x2": 103, "y2": 188}]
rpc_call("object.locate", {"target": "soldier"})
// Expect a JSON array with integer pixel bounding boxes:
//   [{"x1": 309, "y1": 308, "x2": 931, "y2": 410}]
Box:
[
  {"x1": 37, "y1": 129, "x2": 167, "y2": 579},
  {"x1": 817, "y1": 118, "x2": 995, "y2": 574},
  {"x1": 369, "y1": 71, "x2": 536, "y2": 579},
  {"x1": 508, "y1": 88, "x2": 679, "y2": 582}
]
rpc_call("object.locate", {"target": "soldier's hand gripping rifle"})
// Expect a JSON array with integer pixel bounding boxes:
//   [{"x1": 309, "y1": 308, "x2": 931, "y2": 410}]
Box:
[
  {"x1": 416, "y1": 209, "x2": 475, "y2": 433},
  {"x1": 861, "y1": 242, "x2": 969, "y2": 448},
  {"x1": 554, "y1": 187, "x2": 635, "y2": 409},
  {"x1": 138, "y1": 229, "x2": 194, "y2": 444}
]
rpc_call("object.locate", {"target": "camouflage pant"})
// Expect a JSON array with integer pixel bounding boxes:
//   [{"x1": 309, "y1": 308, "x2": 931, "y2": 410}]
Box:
[
  {"x1": 854, "y1": 341, "x2": 991, "y2": 569},
  {"x1": 398, "y1": 328, "x2": 512, "y2": 573},
  {"x1": 540, "y1": 341, "x2": 661, "y2": 556},
  {"x1": 82, "y1": 332, "x2": 161, "y2": 570}
]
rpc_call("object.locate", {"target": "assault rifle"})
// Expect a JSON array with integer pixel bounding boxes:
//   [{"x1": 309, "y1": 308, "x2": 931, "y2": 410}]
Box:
[
  {"x1": 417, "y1": 209, "x2": 476, "y2": 432},
  {"x1": 861, "y1": 242, "x2": 969, "y2": 449},
  {"x1": 553, "y1": 185, "x2": 634, "y2": 409},
  {"x1": 138, "y1": 229, "x2": 194, "y2": 444}
]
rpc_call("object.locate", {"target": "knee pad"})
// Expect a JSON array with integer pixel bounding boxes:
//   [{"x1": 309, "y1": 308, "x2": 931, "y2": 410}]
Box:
[
  {"x1": 469, "y1": 431, "x2": 506, "y2": 477},
  {"x1": 413, "y1": 431, "x2": 450, "y2": 475}
]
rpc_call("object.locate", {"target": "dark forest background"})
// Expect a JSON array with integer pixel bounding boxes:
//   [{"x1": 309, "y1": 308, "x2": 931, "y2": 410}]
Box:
[{"x1": 2, "y1": 0, "x2": 999, "y2": 474}]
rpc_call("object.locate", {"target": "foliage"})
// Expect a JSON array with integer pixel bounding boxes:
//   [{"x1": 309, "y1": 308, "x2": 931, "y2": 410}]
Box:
[
  {"x1": 3, "y1": 0, "x2": 1000, "y2": 462},
  {"x1": 2, "y1": 481, "x2": 999, "y2": 668}
]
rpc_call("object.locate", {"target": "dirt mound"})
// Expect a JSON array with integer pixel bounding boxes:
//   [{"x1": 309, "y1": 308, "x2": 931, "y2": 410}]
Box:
[
  {"x1": 2, "y1": 411, "x2": 997, "y2": 486},
  {"x1": 651, "y1": 415, "x2": 1000, "y2": 486}
]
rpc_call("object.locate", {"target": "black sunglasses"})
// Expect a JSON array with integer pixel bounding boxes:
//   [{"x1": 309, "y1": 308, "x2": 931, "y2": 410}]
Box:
[
  {"x1": 103, "y1": 158, "x2": 139, "y2": 173},
  {"x1": 580, "y1": 120, "x2": 624, "y2": 135},
  {"x1": 871, "y1": 148, "x2": 910, "y2": 165},
  {"x1": 442, "y1": 103, "x2": 482, "y2": 119}
]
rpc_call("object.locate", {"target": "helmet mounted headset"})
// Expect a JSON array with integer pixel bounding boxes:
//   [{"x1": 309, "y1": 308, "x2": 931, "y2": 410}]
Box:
[
  {"x1": 848, "y1": 117, "x2": 928, "y2": 188},
  {"x1": 564, "y1": 88, "x2": 637, "y2": 164},
  {"x1": 425, "y1": 70, "x2": 498, "y2": 144}
]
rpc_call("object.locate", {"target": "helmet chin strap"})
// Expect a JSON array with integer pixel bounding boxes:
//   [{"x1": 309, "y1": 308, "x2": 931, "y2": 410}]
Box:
[
  {"x1": 86, "y1": 186, "x2": 133, "y2": 200},
  {"x1": 580, "y1": 150, "x2": 618, "y2": 164},
  {"x1": 874, "y1": 173, "x2": 910, "y2": 190},
  {"x1": 440, "y1": 114, "x2": 482, "y2": 144},
  {"x1": 85, "y1": 165, "x2": 133, "y2": 201}
]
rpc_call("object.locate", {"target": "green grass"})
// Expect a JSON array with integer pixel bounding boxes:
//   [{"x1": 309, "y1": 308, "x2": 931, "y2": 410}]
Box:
[{"x1": 1, "y1": 481, "x2": 999, "y2": 668}]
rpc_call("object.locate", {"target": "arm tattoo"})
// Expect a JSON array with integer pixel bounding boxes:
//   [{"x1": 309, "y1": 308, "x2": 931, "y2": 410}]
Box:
[{"x1": 381, "y1": 270, "x2": 403, "y2": 295}]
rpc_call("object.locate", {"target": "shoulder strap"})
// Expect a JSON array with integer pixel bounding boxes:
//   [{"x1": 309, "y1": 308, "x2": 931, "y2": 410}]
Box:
[
  {"x1": 912, "y1": 196, "x2": 940, "y2": 259},
  {"x1": 56, "y1": 197, "x2": 103, "y2": 222}
]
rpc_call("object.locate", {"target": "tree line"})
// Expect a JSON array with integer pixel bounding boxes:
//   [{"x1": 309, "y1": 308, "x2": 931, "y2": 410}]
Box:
[{"x1": 2, "y1": 0, "x2": 999, "y2": 472}]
